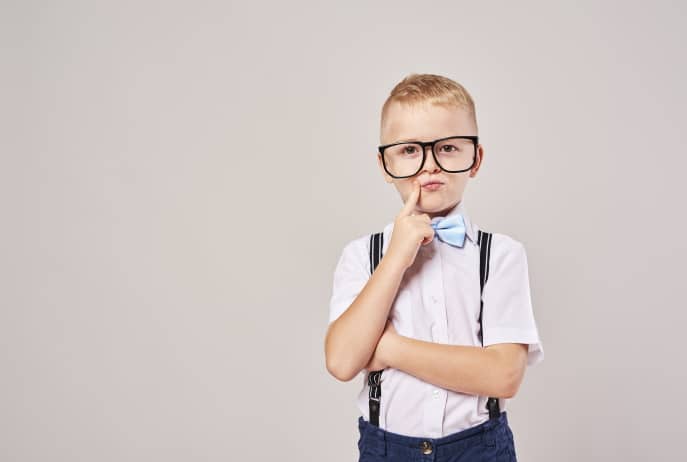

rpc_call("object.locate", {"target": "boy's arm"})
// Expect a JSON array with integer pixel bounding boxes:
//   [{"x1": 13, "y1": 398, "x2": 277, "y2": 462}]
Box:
[
  {"x1": 382, "y1": 334, "x2": 528, "y2": 398},
  {"x1": 325, "y1": 251, "x2": 407, "y2": 382},
  {"x1": 380, "y1": 236, "x2": 541, "y2": 397}
]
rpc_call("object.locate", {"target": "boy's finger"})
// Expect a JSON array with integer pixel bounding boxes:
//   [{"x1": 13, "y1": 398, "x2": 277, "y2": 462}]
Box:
[{"x1": 399, "y1": 180, "x2": 420, "y2": 218}]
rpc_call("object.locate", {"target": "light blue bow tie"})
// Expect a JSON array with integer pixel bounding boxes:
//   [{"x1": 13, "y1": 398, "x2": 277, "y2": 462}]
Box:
[{"x1": 430, "y1": 214, "x2": 466, "y2": 248}]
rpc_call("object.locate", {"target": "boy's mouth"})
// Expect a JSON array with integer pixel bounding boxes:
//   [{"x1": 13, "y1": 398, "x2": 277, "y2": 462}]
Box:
[
  {"x1": 421, "y1": 181, "x2": 444, "y2": 191},
  {"x1": 421, "y1": 178, "x2": 444, "y2": 185},
  {"x1": 420, "y1": 175, "x2": 444, "y2": 187}
]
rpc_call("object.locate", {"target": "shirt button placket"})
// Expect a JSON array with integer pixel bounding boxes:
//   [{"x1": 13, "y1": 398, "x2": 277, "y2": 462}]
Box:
[{"x1": 423, "y1": 245, "x2": 445, "y2": 438}]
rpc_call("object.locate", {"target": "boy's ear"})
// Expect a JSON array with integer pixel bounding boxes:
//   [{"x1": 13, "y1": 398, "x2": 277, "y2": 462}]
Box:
[
  {"x1": 377, "y1": 153, "x2": 394, "y2": 183},
  {"x1": 469, "y1": 144, "x2": 484, "y2": 178}
]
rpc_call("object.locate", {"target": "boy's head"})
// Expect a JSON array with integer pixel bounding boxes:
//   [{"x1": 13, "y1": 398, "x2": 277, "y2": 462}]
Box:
[{"x1": 377, "y1": 74, "x2": 483, "y2": 219}]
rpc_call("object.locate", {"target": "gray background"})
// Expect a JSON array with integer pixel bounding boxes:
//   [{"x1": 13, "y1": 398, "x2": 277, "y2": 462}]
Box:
[{"x1": 1, "y1": 1, "x2": 686, "y2": 460}]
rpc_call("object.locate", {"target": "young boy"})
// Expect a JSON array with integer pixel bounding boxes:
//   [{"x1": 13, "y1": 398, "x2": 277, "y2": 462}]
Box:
[{"x1": 324, "y1": 73, "x2": 544, "y2": 461}]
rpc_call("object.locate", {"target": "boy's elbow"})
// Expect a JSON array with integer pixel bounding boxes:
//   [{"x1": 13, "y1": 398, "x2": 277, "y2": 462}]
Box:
[
  {"x1": 501, "y1": 382, "x2": 517, "y2": 399},
  {"x1": 500, "y1": 366, "x2": 525, "y2": 399},
  {"x1": 324, "y1": 320, "x2": 362, "y2": 382},
  {"x1": 326, "y1": 356, "x2": 359, "y2": 382}
]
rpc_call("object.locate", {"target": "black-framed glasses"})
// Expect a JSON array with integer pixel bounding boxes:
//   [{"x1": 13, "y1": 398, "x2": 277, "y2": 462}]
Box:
[{"x1": 378, "y1": 135, "x2": 478, "y2": 179}]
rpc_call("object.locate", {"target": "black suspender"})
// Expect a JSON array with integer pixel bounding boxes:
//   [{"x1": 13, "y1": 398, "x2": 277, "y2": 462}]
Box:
[
  {"x1": 477, "y1": 229, "x2": 501, "y2": 420},
  {"x1": 367, "y1": 232, "x2": 384, "y2": 427},
  {"x1": 366, "y1": 228, "x2": 500, "y2": 427}
]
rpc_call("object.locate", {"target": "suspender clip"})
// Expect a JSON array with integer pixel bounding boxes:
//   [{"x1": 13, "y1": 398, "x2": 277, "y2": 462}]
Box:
[{"x1": 368, "y1": 370, "x2": 382, "y2": 401}]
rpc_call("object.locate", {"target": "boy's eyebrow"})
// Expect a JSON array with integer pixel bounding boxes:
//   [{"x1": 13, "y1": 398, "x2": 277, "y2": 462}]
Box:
[
  {"x1": 386, "y1": 135, "x2": 476, "y2": 144},
  {"x1": 388, "y1": 137, "x2": 440, "y2": 145},
  {"x1": 391, "y1": 136, "x2": 447, "y2": 143},
  {"x1": 389, "y1": 138, "x2": 420, "y2": 144}
]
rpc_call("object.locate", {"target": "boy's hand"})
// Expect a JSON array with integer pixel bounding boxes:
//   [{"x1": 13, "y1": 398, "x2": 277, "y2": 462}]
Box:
[
  {"x1": 385, "y1": 179, "x2": 435, "y2": 270},
  {"x1": 364, "y1": 319, "x2": 398, "y2": 372}
]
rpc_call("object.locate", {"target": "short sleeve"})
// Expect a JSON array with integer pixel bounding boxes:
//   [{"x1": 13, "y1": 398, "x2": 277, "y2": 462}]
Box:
[
  {"x1": 481, "y1": 236, "x2": 545, "y2": 367},
  {"x1": 328, "y1": 237, "x2": 371, "y2": 325}
]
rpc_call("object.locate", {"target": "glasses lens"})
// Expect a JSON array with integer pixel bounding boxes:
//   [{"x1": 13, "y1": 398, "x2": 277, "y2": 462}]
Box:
[
  {"x1": 433, "y1": 138, "x2": 475, "y2": 172},
  {"x1": 384, "y1": 143, "x2": 423, "y2": 177}
]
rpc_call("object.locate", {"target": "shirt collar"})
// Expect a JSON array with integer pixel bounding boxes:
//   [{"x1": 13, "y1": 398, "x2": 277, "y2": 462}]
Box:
[{"x1": 384, "y1": 199, "x2": 477, "y2": 250}]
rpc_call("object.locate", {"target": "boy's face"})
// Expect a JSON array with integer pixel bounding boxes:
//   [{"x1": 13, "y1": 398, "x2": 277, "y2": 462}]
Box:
[{"x1": 377, "y1": 101, "x2": 484, "y2": 219}]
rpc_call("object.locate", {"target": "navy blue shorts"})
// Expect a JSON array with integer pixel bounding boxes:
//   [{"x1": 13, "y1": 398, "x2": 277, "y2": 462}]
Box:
[{"x1": 357, "y1": 411, "x2": 517, "y2": 461}]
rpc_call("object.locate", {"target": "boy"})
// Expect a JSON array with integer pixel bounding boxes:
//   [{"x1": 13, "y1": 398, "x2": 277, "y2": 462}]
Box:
[{"x1": 324, "y1": 74, "x2": 544, "y2": 461}]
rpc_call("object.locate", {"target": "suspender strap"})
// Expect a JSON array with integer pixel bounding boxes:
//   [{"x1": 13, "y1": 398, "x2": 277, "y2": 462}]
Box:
[
  {"x1": 478, "y1": 229, "x2": 501, "y2": 420},
  {"x1": 477, "y1": 229, "x2": 491, "y2": 344},
  {"x1": 367, "y1": 232, "x2": 384, "y2": 426}
]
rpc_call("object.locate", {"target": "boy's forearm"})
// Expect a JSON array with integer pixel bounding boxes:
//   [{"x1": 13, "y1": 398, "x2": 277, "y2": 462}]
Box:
[
  {"x1": 325, "y1": 253, "x2": 407, "y2": 381},
  {"x1": 384, "y1": 335, "x2": 516, "y2": 398}
]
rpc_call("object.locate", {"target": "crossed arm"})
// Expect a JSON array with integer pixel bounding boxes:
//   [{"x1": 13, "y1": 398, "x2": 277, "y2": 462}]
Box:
[{"x1": 374, "y1": 322, "x2": 529, "y2": 399}]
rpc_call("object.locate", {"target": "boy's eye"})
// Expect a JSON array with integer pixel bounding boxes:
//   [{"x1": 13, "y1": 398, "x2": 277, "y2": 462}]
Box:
[
  {"x1": 440, "y1": 144, "x2": 458, "y2": 152},
  {"x1": 403, "y1": 146, "x2": 418, "y2": 154}
]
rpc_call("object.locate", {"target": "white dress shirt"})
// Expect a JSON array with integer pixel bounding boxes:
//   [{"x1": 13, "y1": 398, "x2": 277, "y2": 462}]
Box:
[{"x1": 328, "y1": 200, "x2": 544, "y2": 438}]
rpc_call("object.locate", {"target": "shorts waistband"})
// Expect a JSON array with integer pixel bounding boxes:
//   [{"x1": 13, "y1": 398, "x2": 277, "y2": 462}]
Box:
[{"x1": 357, "y1": 411, "x2": 509, "y2": 450}]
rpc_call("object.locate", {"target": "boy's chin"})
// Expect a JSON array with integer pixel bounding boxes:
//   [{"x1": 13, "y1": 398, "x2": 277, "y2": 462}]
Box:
[
  {"x1": 418, "y1": 196, "x2": 453, "y2": 207},
  {"x1": 416, "y1": 197, "x2": 460, "y2": 212}
]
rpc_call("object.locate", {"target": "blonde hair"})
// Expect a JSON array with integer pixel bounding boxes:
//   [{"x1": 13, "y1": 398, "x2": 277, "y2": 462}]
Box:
[{"x1": 380, "y1": 73, "x2": 477, "y2": 141}]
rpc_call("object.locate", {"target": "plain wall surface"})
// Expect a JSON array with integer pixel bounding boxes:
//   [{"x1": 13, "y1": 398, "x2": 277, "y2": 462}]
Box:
[{"x1": 1, "y1": 1, "x2": 686, "y2": 460}]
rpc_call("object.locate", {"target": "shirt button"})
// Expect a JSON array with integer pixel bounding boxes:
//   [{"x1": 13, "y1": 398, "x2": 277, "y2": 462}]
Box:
[
  {"x1": 431, "y1": 296, "x2": 438, "y2": 304},
  {"x1": 432, "y1": 389, "x2": 439, "y2": 399},
  {"x1": 431, "y1": 325, "x2": 439, "y2": 341}
]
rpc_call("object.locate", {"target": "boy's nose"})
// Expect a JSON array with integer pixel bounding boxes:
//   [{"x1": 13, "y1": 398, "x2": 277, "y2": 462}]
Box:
[{"x1": 422, "y1": 146, "x2": 440, "y2": 171}]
